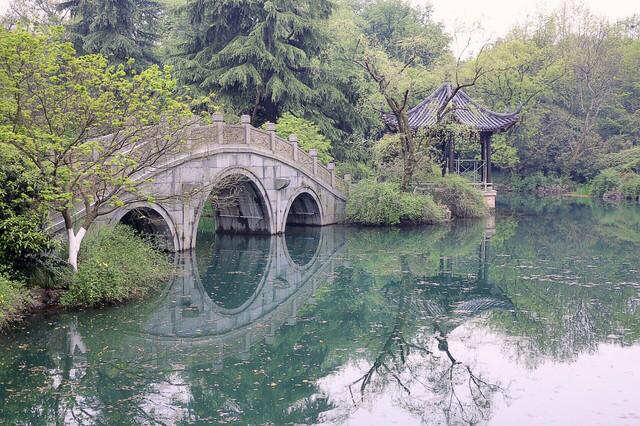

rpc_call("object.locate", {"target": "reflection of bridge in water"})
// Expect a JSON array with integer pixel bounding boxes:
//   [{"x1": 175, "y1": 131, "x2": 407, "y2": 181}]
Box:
[
  {"x1": 130, "y1": 224, "x2": 515, "y2": 363},
  {"x1": 135, "y1": 226, "x2": 346, "y2": 364}
]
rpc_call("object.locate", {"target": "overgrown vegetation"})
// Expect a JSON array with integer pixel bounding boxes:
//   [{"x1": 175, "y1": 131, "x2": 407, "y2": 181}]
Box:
[
  {"x1": 589, "y1": 146, "x2": 640, "y2": 201},
  {"x1": 266, "y1": 113, "x2": 333, "y2": 164},
  {"x1": 428, "y1": 175, "x2": 487, "y2": 218},
  {"x1": 509, "y1": 172, "x2": 574, "y2": 196},
  {"x1": 60, "y1": 226, "x2": 173, "y2": 308},
  {"x1": 346, "y1": 180, "x2": 447, "y2": 226},
  {"x1": 0, "y1": 273, "x2": 27, "y2": 329}
]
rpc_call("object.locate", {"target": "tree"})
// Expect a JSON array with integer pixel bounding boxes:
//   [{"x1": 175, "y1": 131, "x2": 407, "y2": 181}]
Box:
[
  {"x1": 172, "y1": 0, "x2": 333, "y2": 125},
  {"x1": 293, "y1": 1, "x2": 382, "y2": 146},
  {"x1": 57, "y1": 0, "x2": 162, "y2": 67},
  {"x1": 356, "y1": 0, "x2": 449, "y2": 67},
  {"x1": 266, "y1": 113, "x2": 333, "y2": 164},
  {"x1": 0, "y1": 147, "x2": 53, "y2": 274},
  {"x1": 471, "y1": 4, "x2": 640, "y2": 181},
  {"x1": 0, "y1": 28, "x2": 190, "y2": 270},
  {"x1": 1, "y1": 0, "x2": 65, "y2": 29},
  {"x1": 354, "y1": 34, "x2": 486, "y2": 191}
]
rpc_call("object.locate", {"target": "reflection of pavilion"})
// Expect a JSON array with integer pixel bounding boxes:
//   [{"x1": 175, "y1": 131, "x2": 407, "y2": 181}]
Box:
[
  {"x1": 417, "y1": 231, "x2": 513, "y2": 329},
  {"x1": 135, "y1": 226, "x2": 345, "y2": 364}
]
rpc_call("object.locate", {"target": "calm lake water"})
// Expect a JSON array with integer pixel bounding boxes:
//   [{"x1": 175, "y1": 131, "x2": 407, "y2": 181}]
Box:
[{"x1": 1, "y1": 196, "x2": 640, "y2": 425}]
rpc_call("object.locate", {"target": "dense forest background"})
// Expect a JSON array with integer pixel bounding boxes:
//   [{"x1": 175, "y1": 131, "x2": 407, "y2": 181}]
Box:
[{"x1": 1, "y1": 0, "x2": 639, "y2": 184}]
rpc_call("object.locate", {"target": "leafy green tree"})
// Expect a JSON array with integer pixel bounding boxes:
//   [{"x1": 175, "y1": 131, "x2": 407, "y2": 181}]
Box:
[
  {"x1": 0, "y1": 148, "x2": 53, "y2": 274},
  {"x1": 57, "y1": 0, "x2": 161, "y2": 66},
  {"x1": 173, "y1": 0, "x2": 333, "y2": 124},
  {"x1": 471, "y1": 4, "x2": 640, "y2": 182},
  {"x1": 1, "y1": 0, "x2": 64, "y2": 29},
  {"x1": 356, "y1": 0, "x2": 449, "y2": 67},
  {"x1": 267, "y1": 113, "x2": 333, "y2": 164},
  {"x1": 0, "y1": 28, "x2": 189, "y2": 270},
  {"x1": 296, "y1": 1, "x2": 382, "y2": 145}
]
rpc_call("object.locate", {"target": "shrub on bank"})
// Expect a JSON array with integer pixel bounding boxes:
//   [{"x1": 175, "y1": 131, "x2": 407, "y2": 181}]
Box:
[
  {"x1": 0, "y1": 273, "x2": 27, "y2": 329},
  {"x1": 591, "y1": 169, "x2": 622, "y2": 199},
  {"x1": 591, "y1": 169, "x2": 640, "y2": 201},
  {"x1": 346, "y1": 180, "x2": 447, "y2": 225},
  {"x1": 510, "y1": 172, "x2": 572, "y2": 195},
  {"x1": 429, "y1": 175, "x2": 487, "y2": 218},
  {"x1": 621, "y1": 174, "x2": 640, "y2": 200},
  {"x1": 60, "y1": 226, "x2": 173, "y2": 307}
]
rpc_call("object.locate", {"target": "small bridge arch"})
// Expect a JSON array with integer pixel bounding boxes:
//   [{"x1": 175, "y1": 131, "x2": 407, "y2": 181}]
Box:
[
  {"x1": 283, "y1": 187, "x2": 324, "y2": 230},
  {"x1": 110, "y1": 202, "x2": 180, "y2": 252}
]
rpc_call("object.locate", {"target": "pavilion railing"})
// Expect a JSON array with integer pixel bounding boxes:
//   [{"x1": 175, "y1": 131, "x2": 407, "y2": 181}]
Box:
[
  {"x1": 454, "y1": 159, "x2": 485, "y2": 184},
  {"x1": 412, "y1": 158, "x2": 493, "y2": 194}
]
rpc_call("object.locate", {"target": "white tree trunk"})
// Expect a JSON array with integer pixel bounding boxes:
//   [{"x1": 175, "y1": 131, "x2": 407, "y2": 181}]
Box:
[{"x1": 67, "y1": 227, "x2": 87, "y2": 272}]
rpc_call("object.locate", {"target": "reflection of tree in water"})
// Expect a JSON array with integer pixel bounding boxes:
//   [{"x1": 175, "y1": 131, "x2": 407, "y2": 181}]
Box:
[
  {"x1": 0, "y1": 293, "x2": 193, "y2": 425},
  {"x1": 489, "y1": 196, "x2": 640, "y2": 366},
  {"x1": 345, "y1": 256, "x2": 505, "y2": 425}
]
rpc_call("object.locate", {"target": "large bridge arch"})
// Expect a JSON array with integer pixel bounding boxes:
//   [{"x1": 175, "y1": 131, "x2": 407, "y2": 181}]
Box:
[
  {"x1": 192, "y1": 167, "x2": 276, "y2": 244},
  {"x1": 110, "y1": 202, "x2": 180, "y2": 252}
]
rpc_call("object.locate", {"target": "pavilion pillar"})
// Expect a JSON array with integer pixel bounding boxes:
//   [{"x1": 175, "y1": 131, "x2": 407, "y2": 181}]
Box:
[
  {"x1": 480, "y1": 133, "x2": 486, "y2": 183},
  {"x1": 480, "y1": 132, "x2": 493, "y2": 184},
  {"x1": 448, "y1": 136, "x2": 455, "y2": 175},
  {"x1": 486, "y1": 132, "x2": 493, "y2": 184}
]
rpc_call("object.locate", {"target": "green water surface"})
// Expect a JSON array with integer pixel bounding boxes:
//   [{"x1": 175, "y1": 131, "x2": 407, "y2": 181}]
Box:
[{"x1": 1, "y1": 196, "x2": 639, "y2": 425}]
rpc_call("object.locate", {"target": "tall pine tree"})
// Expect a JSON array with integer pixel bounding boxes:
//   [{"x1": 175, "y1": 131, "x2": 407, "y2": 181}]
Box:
[
  {"x1": 174, "y1": 0, "x2": 334, "y2": 124},
  {"x1": 58, "y1": 0, "x2": 161, "y2": 66}
]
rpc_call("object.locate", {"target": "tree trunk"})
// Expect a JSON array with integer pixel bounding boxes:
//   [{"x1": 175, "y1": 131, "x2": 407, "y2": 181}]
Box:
[
  {"x1": 394, "y1": 107, "x2": 416, "y2": 192},
  {"x1": 67, "y1": 226, "x2": 87, "y2": 272},
  {"x1": 399, "y1": 131, "x2": 416, "y2": 192},
  {"x1": 251, "y1": 88, "x2": 262, "y2": 126}
]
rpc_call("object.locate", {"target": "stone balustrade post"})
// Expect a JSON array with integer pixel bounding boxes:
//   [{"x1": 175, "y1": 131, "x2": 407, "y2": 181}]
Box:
[
  {"x1": 289, "y1": 134, "x2": 298, "y2": 161},
  {"x1": 265, "y1": 122, "x2": 276, "y2": 152},
  {"x1": 212, "y1": 112, "x2": 224, "y2": 145},
  {"x1": 327, "y1": 162, "x2": 336, "y2": 187},
  {"x1": 241, "y1": 114, "x2": 251, "y2": 145},
  {"x1": 309, "y1": 149, "x2": 318, "y2": 174}
]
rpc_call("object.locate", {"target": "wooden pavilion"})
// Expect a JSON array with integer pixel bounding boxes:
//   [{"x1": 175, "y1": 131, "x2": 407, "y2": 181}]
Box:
[{"x1": 383, "y1": 83, "x2": 519, "y2": 185}]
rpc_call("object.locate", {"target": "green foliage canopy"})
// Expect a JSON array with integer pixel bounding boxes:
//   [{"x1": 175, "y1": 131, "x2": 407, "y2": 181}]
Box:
[
  {"x1": 173, "y1": 0, "x2": 333, "y2": 124},
  {"x1": 57, "y1": 0, "x2": 162, "y2": 66},
  {"x1": 267, "y1": 113, "x2": 333, "y2": 164}
]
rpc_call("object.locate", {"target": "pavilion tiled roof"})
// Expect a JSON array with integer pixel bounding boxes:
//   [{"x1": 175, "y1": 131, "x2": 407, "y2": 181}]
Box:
[{"x1": 383, "y1": 83, "x2": 519, "y2": 133}]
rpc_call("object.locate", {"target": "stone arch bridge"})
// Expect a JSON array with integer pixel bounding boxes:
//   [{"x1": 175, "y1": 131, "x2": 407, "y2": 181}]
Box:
[{"x1": 71, "y1": 114, "x2": 349, "y2": 251}]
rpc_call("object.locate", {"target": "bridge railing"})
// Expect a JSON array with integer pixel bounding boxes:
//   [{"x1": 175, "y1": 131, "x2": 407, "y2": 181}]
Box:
[{"x1": 196, "y1": 114, "x2": 349, "y2": 196}]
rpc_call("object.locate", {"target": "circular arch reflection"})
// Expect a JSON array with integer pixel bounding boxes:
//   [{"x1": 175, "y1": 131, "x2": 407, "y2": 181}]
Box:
[
  {"x1": 283, "y1": 226, "x2": 322, "y2": 268},
  {"x1": 197, "y1": 234, "x2": 273, "y2": 312}
]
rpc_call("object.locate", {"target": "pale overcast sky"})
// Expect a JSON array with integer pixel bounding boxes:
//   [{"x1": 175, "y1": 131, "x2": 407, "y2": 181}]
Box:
[
  {"x1": 420, "y1": 0, "x2": 639, "y2": 56},
  {"x1": 0, "y1": 0, "x2": 638, "y2": 55}
]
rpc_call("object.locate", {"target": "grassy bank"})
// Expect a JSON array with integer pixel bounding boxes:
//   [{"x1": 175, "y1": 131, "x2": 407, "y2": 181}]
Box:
[
  {"x1": 346, "y1": 180, "x2": 448, "y2": 226},
  {"x1": 61, "y1": 226, "x2": 174, "y2": 308},
  {"x1": 0, "y1": 274, "x2": 28, "y2": 329},
  {"x1": 428, "y1": 175, "x2": 487, "y2": 218}
]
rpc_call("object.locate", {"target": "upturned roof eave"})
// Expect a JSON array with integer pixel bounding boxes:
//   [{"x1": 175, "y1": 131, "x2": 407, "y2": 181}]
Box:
[{"x1": 382, "y1": 83, "x2": 520, "y2": 134}]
